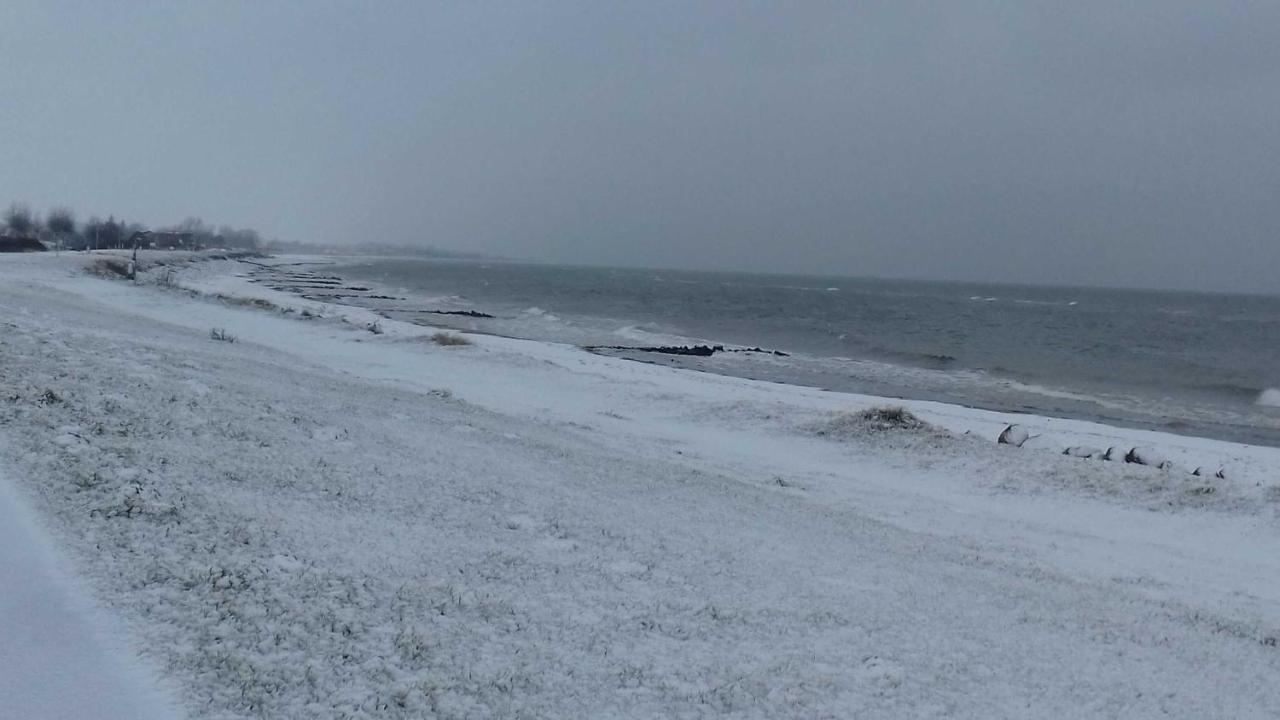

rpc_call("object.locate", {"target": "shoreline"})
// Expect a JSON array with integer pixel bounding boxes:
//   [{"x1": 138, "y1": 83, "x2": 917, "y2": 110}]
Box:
[
  {"x1": 4, "y1": 249, "x2": 1280, "y2": 717},
  {"x1": 17, "y1": 248, "x2": 1277, "y2": 486},
  {"x1": 141, "y1": 250, "x2": 1280, "y2": 488},
  {"x1": 306, "y1": 254, "x2": 1280, "y2": 449}
]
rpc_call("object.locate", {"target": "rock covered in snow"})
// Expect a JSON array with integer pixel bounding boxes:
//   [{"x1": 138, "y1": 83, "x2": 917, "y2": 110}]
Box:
[
  {"x1": 1063, "y1": 446, "x2": 1103, "y2": 459},
  {"x1": 1124, "y1": 447, "x2": 1173, "y2": 469},
  {"x1": 997, "y1": 424, "x2": 1030, "y2": 447}
]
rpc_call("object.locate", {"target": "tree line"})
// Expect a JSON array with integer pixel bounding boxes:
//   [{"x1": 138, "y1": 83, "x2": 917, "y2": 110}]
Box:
[{"x1": 2, "y1": 201, "x2": 263, "y2": 251}]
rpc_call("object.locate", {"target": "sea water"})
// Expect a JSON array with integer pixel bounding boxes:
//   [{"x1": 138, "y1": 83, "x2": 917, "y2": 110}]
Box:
[{"x1": 335, "y1": 258, "x2": 1280, "y2": 447}]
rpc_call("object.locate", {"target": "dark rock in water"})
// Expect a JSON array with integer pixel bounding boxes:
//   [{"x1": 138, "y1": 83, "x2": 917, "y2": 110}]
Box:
[
  {"x1": 421, "y1": 309, "x2": 496, "y2": 319},
  {"x1": 997, "y1": 424, "x2": 1029, "y2": 447},
  {"x1": 586, "y1": 344, "x2": 722, "y2": 357},
  {"x1": 1063, "y1": 446, "x2": 1103, "y2": 459},
  {"x1": 728, "y1": 346, "x2": 790, "y2": 357},
  {"x1": 586, "y1": 343, "x2": 788, "y2": 358},
  {"x1": 643, "y1": 344, "x2": 720, "y2": 357}
]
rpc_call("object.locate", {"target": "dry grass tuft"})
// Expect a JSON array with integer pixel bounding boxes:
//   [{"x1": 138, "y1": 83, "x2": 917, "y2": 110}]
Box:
[
  {"x1": 811, "y1": 405, "x2": 934, "y2": 439},
  {"x1": 430, "y1": 332, "x2": 472, "y2": 346},
  {"x1": 853, "y1": 406, "x2": 929, "y2": 431},
  {"x1": 86, "y1": 257, "x2": 131, "y2": 279}
]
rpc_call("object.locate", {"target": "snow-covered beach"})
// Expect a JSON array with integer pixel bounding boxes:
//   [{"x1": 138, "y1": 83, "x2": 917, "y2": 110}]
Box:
[{"x1": 4, "y1": 250, "x2": 1280, "y2": 718}]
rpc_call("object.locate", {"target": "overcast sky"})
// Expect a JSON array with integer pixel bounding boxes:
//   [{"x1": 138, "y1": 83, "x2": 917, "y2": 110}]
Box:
[{"x1": 2, "y1": 2, "x2": 1278, "y2": 292}]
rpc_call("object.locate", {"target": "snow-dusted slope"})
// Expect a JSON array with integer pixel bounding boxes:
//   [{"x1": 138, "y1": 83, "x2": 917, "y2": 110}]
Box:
[{"x1": 2, "y1": 251, "x2": 1280, "y2": 718}]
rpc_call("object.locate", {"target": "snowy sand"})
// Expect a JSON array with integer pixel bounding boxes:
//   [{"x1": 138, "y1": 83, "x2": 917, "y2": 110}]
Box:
[{"x1": 2, "y1": 251, "x2": 1280, "y2": 718}]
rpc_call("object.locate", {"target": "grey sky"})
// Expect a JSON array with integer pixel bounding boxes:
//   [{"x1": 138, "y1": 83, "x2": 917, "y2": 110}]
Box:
[{"x1": 2, "y1": 2, "x2": 1278, "y2": 293}]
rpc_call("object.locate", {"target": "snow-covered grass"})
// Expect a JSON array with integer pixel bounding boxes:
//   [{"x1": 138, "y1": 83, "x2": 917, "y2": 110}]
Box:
[
  {"x1": 428, "y1": 331, "x2": 472, "y2": 346},
  {"x1": 3, "y1": 251, "x2": 1280, "y2": 718},
  {"x1": 809, "y1": 405, "x2": 936, "y2": 437}
]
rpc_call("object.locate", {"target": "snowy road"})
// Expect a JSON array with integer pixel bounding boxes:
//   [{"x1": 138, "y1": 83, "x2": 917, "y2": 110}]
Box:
[
  {"x1": 0, "y1": 472, "x2": 181, "y2": 719},
  {"x1": 2, "y1": 252, "x2": 1279, "y2": 718}
]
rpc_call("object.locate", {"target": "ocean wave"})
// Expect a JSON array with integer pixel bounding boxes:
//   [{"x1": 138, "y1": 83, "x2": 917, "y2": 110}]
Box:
[
  {"x1": 1189, "y1": 382, "x2": 1266, "y2": 400},
  {"x1": 522, "y1": 307, "x2": 560, "y2": 322},
  {"x1": 720, "y1": 281, "x2": 841, "y2": 293},
  {"x1": 613, "y1": 325, "x2": 698, "y2": 347},
  {"x1": 971, "y1": 296, "x2": 1078, "y2": 307},
  {"x1": 1259, "y1": 388, "x2": 1280, "y2": 407},
  {"x1": 1012, "y1": 298, "x2": 1079, "y2": 307},
  {"x1": 864, "y1": 345, "x2": 958, "y2": 368}
]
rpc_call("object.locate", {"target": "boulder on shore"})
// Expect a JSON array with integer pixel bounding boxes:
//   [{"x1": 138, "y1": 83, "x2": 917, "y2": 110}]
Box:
[
  {"x1": 1124, "y1": 447, "x2": 1172, "y2": 469},
  {"x1": 997, "y1": 424, "x2": 1030, "y2": 447}
]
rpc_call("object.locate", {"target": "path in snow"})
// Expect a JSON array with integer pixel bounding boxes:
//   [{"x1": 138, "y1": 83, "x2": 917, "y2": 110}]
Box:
[{"x1": 0, "y1": 471, "x2": 181, "y2": 720}]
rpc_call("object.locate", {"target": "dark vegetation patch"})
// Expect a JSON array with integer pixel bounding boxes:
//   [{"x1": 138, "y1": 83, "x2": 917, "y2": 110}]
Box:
[
  {"x1": 86, "y1": 257, "x2": 132, "y2": 279},
  {"x1": 430, "y1": 332, "x2": 472, "y2": 346},
  {"x1": 810, "y1": 406, "x2": 935, "y2": 439}
]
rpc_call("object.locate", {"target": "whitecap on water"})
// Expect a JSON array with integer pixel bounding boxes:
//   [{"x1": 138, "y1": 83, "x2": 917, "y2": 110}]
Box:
[{"x1": 522, "y1": 306, "x2": 560, "y2": 321}]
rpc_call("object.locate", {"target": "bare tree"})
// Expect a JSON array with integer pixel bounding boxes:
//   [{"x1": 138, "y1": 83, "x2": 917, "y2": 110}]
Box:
[
  {"x1": 98, "y1": 215, "x2": 124, "y2": 248},
  {"x1": 83, "y1": 216, "x2": 104, "y2": 249},
  {"x1": 46, "y1": 207, "x2": 76, "y2": 236},
  {"x1": 175, "y1": 217, "x2": 216, "y2": 246},
  {"x1": 4, "y1": 203, "x2": 37, "y2": 236},
  {"x1": 176, "y1": 217, "x2": 207, "y2": 233},
  {"x1": 217, "y1": 225, "x2": 262, "y2": 250}
]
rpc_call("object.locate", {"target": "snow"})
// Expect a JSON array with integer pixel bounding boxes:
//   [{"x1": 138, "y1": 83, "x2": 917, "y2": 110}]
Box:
[
  {"x1": 2, "y1": 250, "x2": 1280, "y2": 718},
  {"x1": 0, "y1": 471, "x2": 183, "y2": 719}
]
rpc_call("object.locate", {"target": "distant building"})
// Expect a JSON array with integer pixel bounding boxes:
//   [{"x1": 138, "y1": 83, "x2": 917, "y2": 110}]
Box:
[
  {"x1": 0, "y1": 235, "x2": 46, "y2": 252},
  {"x1": 129, "y1": 231, "x2": 196, "y2": 250}
]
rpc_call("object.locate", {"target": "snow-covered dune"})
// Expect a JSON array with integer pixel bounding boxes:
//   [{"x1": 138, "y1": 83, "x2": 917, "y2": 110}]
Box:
[{"x1": 2, "y1": 251, "x2": 1280, "y2": 718}]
